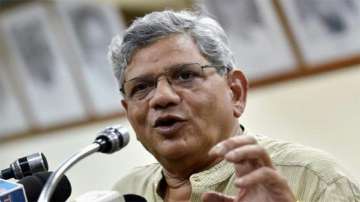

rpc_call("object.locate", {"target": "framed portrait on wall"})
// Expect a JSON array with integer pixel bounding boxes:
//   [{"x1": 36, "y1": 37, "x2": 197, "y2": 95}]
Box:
[
  {"x1": 56, "y1": 1, "x2": 125, "y2": 116},
  {"x1": 1, "y1": 4, "x2": 87, "y2": 129},
  {"x1": 279, "y1": 0, "x2": 360, "y2": 66},
  {"x1": 201, "y1": 0, "x2": 297, "y2": 81},
  {"x1": 0, "y1": 59, "x2": 29, "y2": 138}
]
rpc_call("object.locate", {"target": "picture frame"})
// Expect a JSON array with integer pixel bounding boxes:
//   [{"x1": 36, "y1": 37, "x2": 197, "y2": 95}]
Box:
[
  {"x1": 202, "y1": 0, "x2": 297, "y2": 81},
  {"x1": 0, "y1": 58, "x2": 29, "y2": 138},
  {"x1": 1, "y1": 4, "x2": 87, "y2": 129},
  {"x1": 279, "y1": 0, "x2": 360, "y2": 66},
  {"x1": 56, "y1": 1, "x2": 126, "y2": 116}
]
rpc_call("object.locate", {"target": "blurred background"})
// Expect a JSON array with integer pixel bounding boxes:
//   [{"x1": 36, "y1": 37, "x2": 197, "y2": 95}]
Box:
[{"x1": 0, "y1": 0, "x2": 359, "y2": 199}]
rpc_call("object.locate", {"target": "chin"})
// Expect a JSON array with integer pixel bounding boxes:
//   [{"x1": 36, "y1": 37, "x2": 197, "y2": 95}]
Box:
[{"x1": 156, "y1": 142, "x2": 191, "y2": 160}]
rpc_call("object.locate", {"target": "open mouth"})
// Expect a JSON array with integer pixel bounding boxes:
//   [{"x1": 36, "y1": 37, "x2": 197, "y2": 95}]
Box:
[
  {"x1": 154, "y1": 116, "x2": 184, "y2": 128},
  {"x1": 153, "y1": 116, "x2": 186, "y2": 136}
]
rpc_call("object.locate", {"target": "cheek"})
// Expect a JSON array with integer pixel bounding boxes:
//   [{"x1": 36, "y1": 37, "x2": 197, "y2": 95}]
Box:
[
  {"x1": 199, "y1": 81, "x2": 232, "y2": 111},
  {"x1": 184, "y1": 85, "x2": 233, "y2": 127},
  {"x1": 127, "y1": 103, "x2": 148, "y2": 134},
  {"x1": 127, "y1": 105, "x2": 153, "y2": 151},
  {"x1": 192, "y1": 84, "x2": 235, "y2": 136}
]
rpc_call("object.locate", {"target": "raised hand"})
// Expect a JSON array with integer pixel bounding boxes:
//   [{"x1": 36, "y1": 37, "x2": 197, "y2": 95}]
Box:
[{"x1": 203, "y1": 135, "x2": 296, "y2": 202}]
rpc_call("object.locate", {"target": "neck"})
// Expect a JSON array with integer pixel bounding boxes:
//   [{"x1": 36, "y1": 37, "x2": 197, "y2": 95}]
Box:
[
  {"x1": 163, "y1": 169, "x2": 189, "y2": 188},
  {"x1": 162, "y1": 155, "x2": 222, "y2": 180},
  {"x1": 163, "y1": 169, "x2": 192, "y2": 201},
  {"x1": 161, "y1": 153, "x2": 223, "y2": 201},
  {"x1": 161, "y1": 124, "x2": 242, "y2": 200},
  {"x1": 161, "y1": 123, "x2": 242, "y2": 178}
]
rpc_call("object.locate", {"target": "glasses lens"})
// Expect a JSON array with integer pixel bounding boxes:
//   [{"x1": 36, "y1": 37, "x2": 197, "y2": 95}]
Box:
[
  {"x1": 124, "y1": 63, "x2": 211, "y2": 101},
  {"x1": 124, "y1": 77, "x2": 154, "y2": 100},
  {"x1": 169, "y1": 63, "x2": 204, "y2": 86}
]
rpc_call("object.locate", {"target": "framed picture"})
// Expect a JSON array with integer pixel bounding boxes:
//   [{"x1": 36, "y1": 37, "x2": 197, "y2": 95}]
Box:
[
  {"x1": 279, "y1": 0, "x2": 360, "y2": 66},
  {"x1": 0, "y1": 59, "x2": 29, "y2": 138},
  {"x1": 56, "y1": 1, "x2": 125, "y2": 116},
  {"x1": 202, "y1": 0, "x2": 297, "y2": 81},
  {"x1": 1, "y1": 4, "x2": 87, "y2": 128}
]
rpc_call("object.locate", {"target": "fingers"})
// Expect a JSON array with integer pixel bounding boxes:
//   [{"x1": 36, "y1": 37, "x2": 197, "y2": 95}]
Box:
[
  {"x1": 209, "y1": 135, "x2": 273, "y2": 168},
  {"x1": 208, "y1": 135, "x2": 296, "y2": 201},
  {"x1": 202, "y1": 192, "x2": 234, "y2": 202},
  {"x1": 225, "y1": 145, "x2": 273, "y2": 167},
  {"x1": 209, "y1": 135, "x2": 257, "y2": 157},
  {"x1": 234, "y1": 167, "x2": 287, "y2": 188},
  {"x1": 233, "y1": 167, "x2": 296, "y2": 200}
]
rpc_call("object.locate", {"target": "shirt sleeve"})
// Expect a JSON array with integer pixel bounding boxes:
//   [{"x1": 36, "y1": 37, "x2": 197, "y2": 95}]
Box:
[{"x1": 317, "y1": 177, "x2": 360, "y2": 202}]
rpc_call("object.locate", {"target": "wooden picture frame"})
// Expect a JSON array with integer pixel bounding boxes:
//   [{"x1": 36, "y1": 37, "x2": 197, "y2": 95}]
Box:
[
  {"x1": 279, "y1": 0, "x2": 360, "y2": 66},
  {"x1": 56, "y1": 1, "x2": 125, "y2": 116},
  {"x1": 0, "y1": 58, "x2": 29, "y2": 138},
  {"x1": 1, "y1": 4, "x2": 87, "y2": 129},
  {"x1": 202, "y1": 0, "x2": 298, "y2": 81}
]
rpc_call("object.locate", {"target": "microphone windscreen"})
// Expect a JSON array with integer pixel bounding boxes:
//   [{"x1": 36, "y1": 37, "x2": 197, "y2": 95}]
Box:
[
  {"x1": 17, "y1": 174, "x2": 43, "y2": 202},
  {"x1": 74, "y1": 192, "x2": 147, "y2": 202},
  {"x1": 124, "y1": 194, "x2": 147, "y2": 202},
  {"x1": 18, "y1": 171, "x2": 72, "y2": 202}
]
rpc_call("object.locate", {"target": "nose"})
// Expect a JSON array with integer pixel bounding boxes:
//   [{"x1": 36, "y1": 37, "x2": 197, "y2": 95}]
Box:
[{"x1": 148, "y1": 77, "x2": 181, "y2": 110}]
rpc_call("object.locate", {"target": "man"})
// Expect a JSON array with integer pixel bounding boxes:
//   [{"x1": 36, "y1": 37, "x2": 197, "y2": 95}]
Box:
[{"x1": 108, "y1": 10, "x2": 359, "y2": 201}]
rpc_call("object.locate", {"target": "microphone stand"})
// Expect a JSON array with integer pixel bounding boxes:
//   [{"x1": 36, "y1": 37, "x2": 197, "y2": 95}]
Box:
[
  {"x1": 38, "y1": 144, "x2": 99, "y2": 202},
  {"x1": 38, "y1": 126, "x2": 129, "y2": 202}
]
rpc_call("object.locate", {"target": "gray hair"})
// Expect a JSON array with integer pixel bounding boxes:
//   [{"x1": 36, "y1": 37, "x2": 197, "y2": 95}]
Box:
[{"x1": 108, "y1": 10, "x2": 236, "y2": 92}]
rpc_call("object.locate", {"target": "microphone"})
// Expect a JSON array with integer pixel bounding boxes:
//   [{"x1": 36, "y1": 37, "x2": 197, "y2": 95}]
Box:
[
  {"x1": 18, "y1": 171, "x2": 71, "y2": 202},
  {"x1": 0, "y1": 152, "x2": 49, "y2": 180},
  {"x1": 38, "y1": 125, "x2": 130, "y2": 202},
  {"x1": 74, "y1": 191, "x2": 147, "y2": 202},
  {"x1": 124, "y1": 194, "x2": 147, "y2": 202},
  {"x1": 94, "y1": 125, "x2": 130, "y2": 154}
]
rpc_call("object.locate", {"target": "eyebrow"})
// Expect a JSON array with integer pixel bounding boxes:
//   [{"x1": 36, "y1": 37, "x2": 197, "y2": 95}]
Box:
[{"x1": 125, "y1": 62, "x2": 199, "y2": 83}]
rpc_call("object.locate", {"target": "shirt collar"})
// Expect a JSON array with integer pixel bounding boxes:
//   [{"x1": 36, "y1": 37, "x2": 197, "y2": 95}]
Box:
[
  {"x1": 154, "y1": 124, "x2": 246, "y2": 198},
  {"x1": 154, "y1": 160, "x2": 234, "y2": 198}
]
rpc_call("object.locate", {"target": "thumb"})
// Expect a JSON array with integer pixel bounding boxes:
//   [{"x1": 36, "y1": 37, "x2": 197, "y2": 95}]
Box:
[{"x1": 202, "y1": 191, "x2": 234, "y2": 202}]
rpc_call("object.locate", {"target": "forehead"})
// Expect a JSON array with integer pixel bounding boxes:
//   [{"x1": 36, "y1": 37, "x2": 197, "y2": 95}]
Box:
[{"x1": 124, "y1": 34, "x2": 209, "y2": 80}]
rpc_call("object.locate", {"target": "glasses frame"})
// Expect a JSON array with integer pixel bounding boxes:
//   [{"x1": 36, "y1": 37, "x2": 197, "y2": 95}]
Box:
[{"x1": 120, "y1": 63, "x2": 231, "y2": 100}]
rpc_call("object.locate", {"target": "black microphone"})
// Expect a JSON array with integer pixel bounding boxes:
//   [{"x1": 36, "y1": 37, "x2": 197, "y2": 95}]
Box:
[
  {"x1": 0, "y1": 152, "x2": 49, "y2": 180},
  {"x1": 94, "y1": 126, "x2": 130, "y2": 154},
  {"x1": 18, "y1": 171, "x2": 71, "y2": 202},
  {"x1": 38, "y1": 125, "x2": 130, "y2": 202},
  {"x1": 74, "y1": 191, "x2": 147, "y2": 202},
  {"x1": 124, "y1": 194, "x2": 147, "y2": 202}
]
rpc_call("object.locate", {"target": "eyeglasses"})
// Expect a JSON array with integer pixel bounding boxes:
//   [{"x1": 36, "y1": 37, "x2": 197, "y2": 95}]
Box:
[{"x1": 120, "y1": 63, "x2": 230, "y2": 101}]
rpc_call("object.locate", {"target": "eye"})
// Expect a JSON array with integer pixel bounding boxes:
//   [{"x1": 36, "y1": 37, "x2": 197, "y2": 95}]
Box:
[
  {"x1": 175, "y1": 69, "x2": 200, "y2": 82},
  {"x1": 130, "y1": 82, "x2": 150, "y2": 96}
]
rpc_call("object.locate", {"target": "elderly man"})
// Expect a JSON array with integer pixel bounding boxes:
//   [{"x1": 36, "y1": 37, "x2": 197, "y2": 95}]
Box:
[{"x1": 108, "y1": 10, "x2": 359, "y2": 202}]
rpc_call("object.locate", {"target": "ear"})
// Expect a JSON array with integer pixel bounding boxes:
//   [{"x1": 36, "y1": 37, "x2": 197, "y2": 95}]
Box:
[{"x1": 227, "y1": 69, "x2": 248, "y2": 117}]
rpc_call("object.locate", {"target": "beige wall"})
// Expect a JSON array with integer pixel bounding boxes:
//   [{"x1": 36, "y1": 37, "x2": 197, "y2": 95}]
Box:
[
  {"x1": 0, "y1": 65, "x2": 359, "y2": 199},
  {"x1": 243, "y1": 65, "x2": 360, "y2": 181}
]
